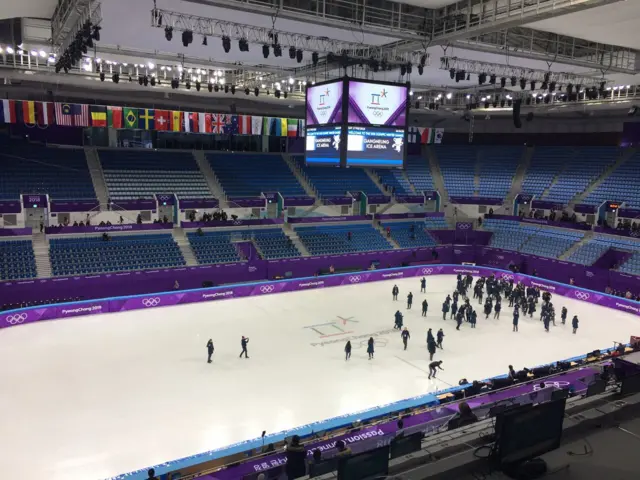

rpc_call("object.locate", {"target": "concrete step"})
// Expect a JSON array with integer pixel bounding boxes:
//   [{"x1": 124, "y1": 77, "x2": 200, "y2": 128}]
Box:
[
  {"x1": 172, "y1": 228, "x2": 199, "y2": 266},
  {"x1": 32, "y1": 232, "x2": 52, "y2": 278},
  {"x1": 283, "y1": 155, "x2": 317, "y2": 198},
  {"x1": 503, "y1": 146, "x2": 534, "y2": 210},
  {"x1": 283, "y1": 224, "x2": 311, "y2": 256},
  {"x1": 426, "y1": 146, "x2": 449, "y2": 204},
  {"x1": 373, "y1": 221, "x2": 400, "y2": 249},
  {"x1": 194, "y1": 150, "x2": 228, "y2": 208},
  {"x1": 559, "y1": 230, "x2": 594, "y2": 260},
  {"x1": 85, "y1": 147, "x2": 109, "y2": 210}
]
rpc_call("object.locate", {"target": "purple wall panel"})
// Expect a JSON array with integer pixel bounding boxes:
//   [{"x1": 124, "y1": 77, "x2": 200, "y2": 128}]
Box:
[
  {"x1": 288, "y1": 215, "x2": 372, "y2": 224},
  {"x1": 181, "y1": 219, "x2": 284, "y2": 228},
  {"x1": 45, "y1": 223, "x2": 174, "y2": 234},
  {"x1": 0, "y1": 201, "x2": 22, "y2": 214},
  {"x1": 0, "y1": 228, "x2": 32, "y2": 237}
]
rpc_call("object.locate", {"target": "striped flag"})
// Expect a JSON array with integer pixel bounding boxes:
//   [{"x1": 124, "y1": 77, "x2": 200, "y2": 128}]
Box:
[
  {"x1": 298, "y1": 119, "x2": 306, "y2": 137},
  {"x1": 54, "y1": 103, "x2": 74, "y2": 126},
  {"x1": 251, "y1": 115, "x2": 263, "y2": 135},
  {"x1": 90, "y1": 106, "x2": 107, "y2": 127},
  {"x1": 107, "y1": 106, "x2": 123, "y2": 128},
  {"x1": 22, "y1": 100, "x2": 36, "y2": 124},
  {"x1": 0, "y1": 99, "x2": 17, "y2": 123},
  {"x1": 36, "y1": 102, "x2": 55, "y2": 126},
  {"x1": 74, "y1": 103, "x2": 89, "y2": 127},
  {"x1": 170, "y1": 111, "x2": 182, "y2": 131},
  {"x1": 238, "y1": 115, "x2": 251, "y2": 134},
  {"x1": 184, "y1": 112, "x2": 198, "y2": 132},
  {"x1": 287, "y1": 118, "x2": 298, "y2": 137},
  {"x1": 198, "y1": 112, "x2": 211, "y2": 133}
]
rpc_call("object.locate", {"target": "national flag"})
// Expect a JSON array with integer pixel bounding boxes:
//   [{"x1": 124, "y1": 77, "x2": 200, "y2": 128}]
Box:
[
  {"x1": 74, "y1": 104, "x2": 89, "y2": 127},
  {"x1": 279, "y1": 118, "x2": 288, "y2": 137},
  {"x1": 21, "y1": 101, "x2": 36, "y2": 124},
  {"x1": 170, "y1": 111, "x2": 182, "y2": 131},
  {"x1": 211, "y1": 113, "x2": 226, "y2": 134},
  {"x1": 36, "y1": 102, "x2": 55, "y2": 126},
  {"x1": 251, "y1": 115, "x2": 263, "y2": 135},
  {"x1": 55, "y1": 103, "x2": 88, "y2": 127},
  {"x1": 224, "y1": 115, "x2": 239, "y2": 135},
  {"x1": 298, "y1": 119, "x2": 306, "y2": 137},
  {"x1": 408, "y1": 126, "x2": 419, "y2": 144},
  {"x1": 155, "y1": 110, "x2": 170, "y2": 131},
  {"x1": 287, "y1": 118, "x2": 298, "y2": 137},
  {"x1": 90, "y1": 106, "x2": 107, "y2": 127},
  {"x1": 434, "y1": 128, "x2": 444, "y2": 144},
  {"x1": 273, "y1": 117, "x2": 284, "y2": 136},
  {"x1": 138, "y1": 109, "x2": 155, "y2": 130},
  {"x1": 198, "y1": 112, "x2": 212, "y2": 133},
  {"x1": 124, "y1": 107, "x2": 138, "y2": 129},
  {"x1": 238, "y1": 115, "x2": 252, "y2": 135},
  {"x1": 183, "y1": 112, "x2": 198, "y2": 132},
  {"x1": 0, "y1": 99, "x2": 17, "y2": 123},
  {"x1": 107, "y1": 106, "x2": 123, "y2": 129}
]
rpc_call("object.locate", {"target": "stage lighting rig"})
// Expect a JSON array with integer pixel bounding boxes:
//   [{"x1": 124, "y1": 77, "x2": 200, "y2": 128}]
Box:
[
  {"x1": 511, "y1": 76, "x2": 517, "y2": 87},
  {"x1": 289, "y1": 46, "x2": 296, "y2": 59},
  {"x1": 202, "y1": 36, "x2": 208, "y2": 46},
  {"x1": 500, "y1": 77, "x2": 506, "y2": 88},
  {"x1": 238, "y1": 38, "x2": 249, "y2": 52},
  {"x1": 165, "y1": 26, "x2": 173, "y2": 41},
  {"x1": 222, "y1": 35, "x2": 231, "y2": 53},
  {"x1": 182, "y1": 30, "x2": 193, "y2": 47},
  {"x1": 489, "y1": 74, "x2": 496, "y2": 85},
  {"x1": 312, "y1": 52, "x2": 318, "y2": 66},
  {"x1": 262, "y1": 44, "x2": 269, "y2": 58},
  {"x1": 296, "y1": 49, "x2": 303, "y2": 63}
]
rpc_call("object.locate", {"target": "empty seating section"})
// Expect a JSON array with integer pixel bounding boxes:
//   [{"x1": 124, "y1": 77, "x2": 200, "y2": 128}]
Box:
[
  {"x1": 188, "y1": 231, "x2": 243, "y2": 264},
  {"x1": 296, "y1": 224, "x2": 392, "y2": 255},
  {"x1": 477, "y1": 147, "x2": 521, "y2": 199},
  {"x1": 566, "y1": 240, "x2": 612, "y2": 266},
  {"x1": 252, "y1": 230, "x2": 300, "y2": 259},
  {"x1": 521, "y1": 147, "x2": 569, "y2": 198},
  {"x1": 300, "y1": 165, "x2": 381, "y2": 197},
  {"x1": 405, "y1": 156, "x2": 434, "y2": 192},
  {"x1": 584, "y1": 152, "x2": 640, "y2": 208},
  {"x1": 207, "y1": 153, "x2": 305, "y2": 197},
  {"x1": 376, "y1": 169, "x2": 412, "y2": 195},
  {"x1": 0, "y1": 144, "x2": 95, "y2": 200},
  {"x1": 424, "y1": 217, "x2": 449, "y2": 229},
  {"x1": 0, "y1": 240, "x2": 37, "y2": 280},
  {"x1": 483, "y1": 219, "x2": 582, "y2": 258},
  {"x1": 100, "y1": 150, "x2": 211, "y2": 201},
  {"x1": 434, "y1": 146, "x2": 476, "y2": 197},
  {"x1": 542, "y1": 147, "x2": 619, "y2": 203},
  {"x1": 620, "y1": 253, "x2": 640, "y2": 275},
  {"x1": 382, "y1": 221, "x2": 437, "y2": 248},
  {"x1": 49, "y1": 234, "x2": 185, "y2": 276}
]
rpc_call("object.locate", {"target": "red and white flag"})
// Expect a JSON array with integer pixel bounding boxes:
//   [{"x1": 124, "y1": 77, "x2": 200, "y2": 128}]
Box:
[
  {"x1": 36, "y1": 102, "x2": 55, "y2": 126},
  {"x1": 238, "y1": 115, "x2": 252, "y2": 134},
  {"x1": 198, "y1": 112, "x2": 212, "y2": 133}
]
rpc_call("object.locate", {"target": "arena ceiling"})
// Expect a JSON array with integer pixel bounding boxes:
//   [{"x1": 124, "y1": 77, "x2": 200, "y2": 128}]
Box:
[{"x1": 6, "y1": 0, "x2": 640, "y2": 114}]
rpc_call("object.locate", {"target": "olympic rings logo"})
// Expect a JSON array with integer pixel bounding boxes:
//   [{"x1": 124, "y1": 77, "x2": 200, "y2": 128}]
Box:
[
  {"x1": 574, "y1": 291, "x2": 590, "y2": 301},
  {"x1": 502, "y1": 274, "x2": 514, "y2": 280},
  {"x1": 421, "y1": 268, "x2": 433, "y2": 275},
  {"x1": 586, "y1": 271, "x2": 595, "y2": 278},
  {"x1": 233, "y1": 220, "x2": 243, "y2": 225},
  {"x1": 142, "y1": 297, "x2": 161, "y2": 307},
  {"x1": 158, "y1": 195, "x2": 170, "y2": 201},
  {"x1": 533, "y1": 381, "x2": 570, "y2": 391},
  {"x1": 348, "y1": 276, "x2": 362, "y2": 283},
  {"x1": 260, "y1": 285, "x2": 275, "y2": 293},
  {"x1": 372, "y1": 111, "x2": 384, "y2": 117},
  {"x1": 6, "y1": 313, "x2": 27, "y2": 325},
  {"x1": 457, "y1": 223, "x2": 471, "y2": 230},
  {"x1": 631, "y1": 231, "x2": 640, "y2": 238}
]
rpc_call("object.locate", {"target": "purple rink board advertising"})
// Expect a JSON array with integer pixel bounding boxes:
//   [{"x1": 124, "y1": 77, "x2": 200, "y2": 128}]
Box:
[
  {"x1": 288, "y1": 215, "x2": 372, "y2": 224},
  {"x1": 0, "y1": 200, "x2": 22, "y2": 214},
  {"x1": 594, "y1": 226, "x2": 640, "y2": 239},
  {"x1": 451, "y1": 196, "x2": 503, "y2": 206},
  {"x1": 50, "y1": 200, "x2": 100, "y2": 212},
  {"x1": 282, "y1": 196, "x2": 315, "y2": 207},
  {"x1": 3, "y1": 265, "x2": 639, "y2": 331},
  {"x1": 376, "y1": 212, "x2": 444, "y2": 220},
  {"x1": 179, "y1": 198, "x2": 220, "y2": 209},
  {"x1": 180, "y1": 219, "x2": 284, "y2": 228},
  {"x1": 0, "y1": 227, "x2": 32, "y2": 237},
  {"x1": 45, "y1": 223, "x2": 174, "y2": 235},
  {"x1": 487, "y1": 214, "x2": 592, "y2": 231}
]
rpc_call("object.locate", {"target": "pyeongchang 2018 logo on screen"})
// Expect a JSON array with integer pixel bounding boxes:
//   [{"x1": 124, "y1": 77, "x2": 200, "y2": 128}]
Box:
[
  {"x1": 306, "y1": 81, "x2": 343, "y2": 126},
  {"x1": 347, "y1": 81, "x2": 407, "y2": 126}
]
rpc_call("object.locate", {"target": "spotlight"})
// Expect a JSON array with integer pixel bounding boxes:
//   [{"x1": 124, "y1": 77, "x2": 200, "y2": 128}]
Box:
[
  {"x1": 196, "y1": 81, "x2": 201, "y2": 91},
  {"x1": 296, "y1": 49, "x2": 303, "y2": 63},
  {"x1": 284, "y1": 91, "x2": 288, "y2": 99},
  {"x1": 273, "y1": 44, "x2": 282, "y2": 57},
  {"x1": 92, "y1": 25, "x2": 101, "y2": 41},
  {"x1": 400, "y1": 64, "x2": 407, "y2": 76},
  {"x1": 549, "y1": 81, "x2": 556, "y2": 92},
  {"x1": 500, "y1": 77, "x2": 506, "y2": 88},
  {"x1": 520, "y1": 78, "x2": 526, "y2": 90},
  {"x1": 238, "y1": 38, "x2": 249, "y2": 52},
  {"x1": 541, "y1": 80, "x2": 548, "y2": 90},
  {"x1": 478, "y1": 73, "x2": 487, "y2": 85},
  {"x1": 150, "y1": 76, "x2": 156, "y2": 87},
  {"x1": 112, "y1": 73, "x2": 119, "y2": 83},
  {"x1": 289, "y1": 46, "x2": 296, "y2": 59},
  {"x1": 420, "y1": 54, "x2": 427, "y2": 66},
  {"x1": 275, "y1": 89, "x2": 281, "y2": 99},
  {"x1": 245, "y1": 87, "x2": 250, "y2": 95},
  {"x1": 254, "y1": 87, "x2": 259, "y2": 96},
  {"x1": 202, "y1": 36, "x2": 208, "y2": 46},
  {"x1": 214, "y1": 84, "x2": 219, "y2": 92},
  {"x1": 182, "y1": 30, "x2": 193, "y2": 47},
  {"x1": 449, "y1": 68, "x2": 455, "y2": 79},
  {"x1": 222, "y1": 36, "x2": 231, "y2": 53},
  {"x1": 224, "y1": 84, "x2": 229, "y2": 94},
  {"x1": 138, "y1": 75, "x2": 144, "y2": 85},
  {"x1": 262, "y1": 44, "x2": 269, "y2": 58},
  {"x1": 418, "y1": 65, "x2": 424, "y2": 75},
  {"x1": 567, "y1": 83, "x2": 573, "y2": 95},
  {"x1": 171, "y1": 78, "x2": 179, "y2": 89},
  {"x1": 185, "y1": 80, "x2": 191, "y2": 89},
  {"x1": 99, "y1": 72, "x2": 105, "y2": 82},
  {"x1": 530, "y1": 80, "x2": 536, "y2": 90},
  {"x1": 511, "y1": 76, "x2": 517, "y2": 87},
  {"x1": 489, "y1": 74, "x2": 496, "y2": 85},
  {"x1": 231, "y1": 85, "x2": 236, "y2": 95},
  {"x1": 208, "y1": 82, "x2": 213, "y2": 92},
  {"x1": 312, "y1": 52, "x2": 318, "y2": 66}
]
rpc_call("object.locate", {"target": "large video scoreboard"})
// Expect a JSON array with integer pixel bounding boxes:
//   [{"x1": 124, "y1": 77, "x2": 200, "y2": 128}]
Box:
[{"x1": 304, "y1": 77, "x2": 409, "y2": 168}]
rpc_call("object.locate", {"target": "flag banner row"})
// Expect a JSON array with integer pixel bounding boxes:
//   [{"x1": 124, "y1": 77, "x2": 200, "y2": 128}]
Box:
[
  {"x1": 0, "y1": 100, "x2": 306, "y2": 136},
  {"x1": 408, "y1": 127, "x2": 444, "y2": 144}
]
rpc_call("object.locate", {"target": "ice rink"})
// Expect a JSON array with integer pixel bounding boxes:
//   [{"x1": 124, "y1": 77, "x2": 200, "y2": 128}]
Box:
[{"x1": 1, "y1": 275, "x2": 639, "y2": 480}]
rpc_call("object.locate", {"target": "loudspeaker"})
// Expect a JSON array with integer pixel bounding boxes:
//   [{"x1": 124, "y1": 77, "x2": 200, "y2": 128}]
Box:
[
  {"x1": 202, "y1": 280, "x2": 214, "y2": 288},
  {"x1": 512, "y1": 100, "x2": 522, "y2": 128}
]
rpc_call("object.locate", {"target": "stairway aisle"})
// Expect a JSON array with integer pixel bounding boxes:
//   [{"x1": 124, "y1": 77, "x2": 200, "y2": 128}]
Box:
[
  {"x1": 32, "y1": 232, "x2": 52, "y2": 278},
  {"x1": 194, "y1": 151, "x2": 228, "y2": 208},
  {"x1": 172, "y1": 227, "x2": 199, "y2": 266},
  {"x1": 85, "y1": 147, "x2": 109, "y2": 209}
]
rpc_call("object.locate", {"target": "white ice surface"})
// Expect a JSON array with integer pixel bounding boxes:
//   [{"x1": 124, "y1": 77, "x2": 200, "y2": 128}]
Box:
[{"x1": 0, "y1": 275, "x2": 638, "y2": 480}]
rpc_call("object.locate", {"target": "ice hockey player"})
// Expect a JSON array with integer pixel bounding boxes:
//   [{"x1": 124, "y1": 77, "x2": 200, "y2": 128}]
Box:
[
  {"x1": 401, "y1": 328, "x2": 410, "y2": 350},
  {"x1": 437, "y1": 328, "x2": 444, "y2": 349},
  {"x1": 394, "y1": 310, "x2": 404, "y2": 330},
  {"x1": 561, "y1": 306, "x2": 568, "y2": 324},
  {"x1": 572, "y1": 315, "x2": 579, "y2": 334},
  {"x1": 239, "y1": 336, "x2": 249, "y2": 358},
  {"x1": 206, "y1": 339, "x2": 214, "y2": 363},
  {"x1": 407, "y1": 292, "x2": 413, "y2": 309},
  {"x1": 392, "y1": 285, "x2": 399, "y2": 301},
  {"x1": 420, "y1": 277, "x2": 426, "y2": 293},
  {"x1": 422, "y1": 299, "x2": 429, "y2": 317}
]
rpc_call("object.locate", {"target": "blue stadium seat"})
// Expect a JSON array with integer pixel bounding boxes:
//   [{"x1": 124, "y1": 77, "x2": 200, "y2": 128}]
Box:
[
  {"x1": 405, "y1": 156, "x2": 435, "y2": 192},
  {"x1": 100, "y1": 150, "x2": 212, "y2": 201},
  {"x1": 0, "y1": 240, "x2": 37, "y2": 280},
  {"x1": 49, "y1": 234, "x2": 185, "y2": 276},
  {"x1": 584, "y1": 151, "x2": 640, "y2": 208},
  {"x1": 208, "y1": 153, "x2": 305, "y2": 198},
  {"x1": 381, "y1": 221, "x2": 438, "y2": 248},
  {"x1": 297, "y1": 162, "x2": 381, "y2": 197},
  {"x1": 0, "y1": 143, "x2": 95, "y2": 200},
  {"x1": 296, "y1": 224, "x2": 392, "y2": 255},
  {"x1": 375, "y1": 169, "x2": 412, "y2": 195}
]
